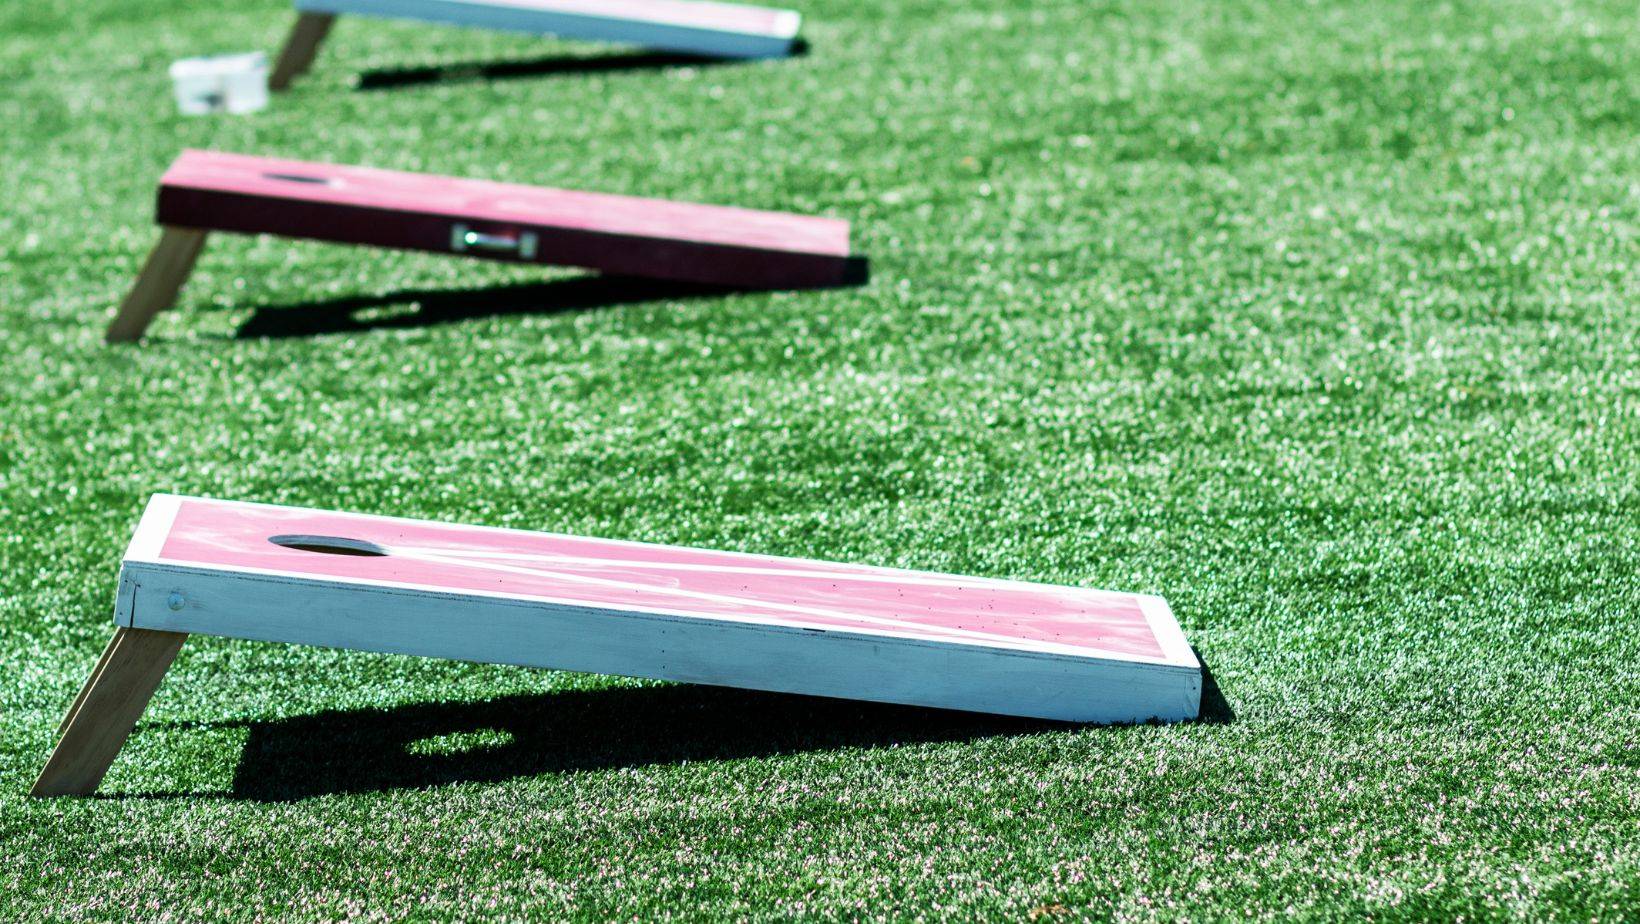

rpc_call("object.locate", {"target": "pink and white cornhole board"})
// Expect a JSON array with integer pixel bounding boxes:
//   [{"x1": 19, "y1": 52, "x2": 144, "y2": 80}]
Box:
[
  {"x1": 105, "y1": 149, "x2": 860, "y2": 342},
  {"x1": 31, "y1": 495, "x2": 1200, "y2": 795},
  {"x1": 310, "y1": 0, "x2": 799, "y2": 57},
  {"x1": 268, "y1": 0, "x2": 802, "y2": 92},
  {"x1": 127, "y1": 495, "x2": 1201, "y2": 722}
]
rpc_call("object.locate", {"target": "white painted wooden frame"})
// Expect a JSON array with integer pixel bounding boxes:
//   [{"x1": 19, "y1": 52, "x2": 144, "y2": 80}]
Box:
[
  {"x1": 33, "y1": 495, "x2": 1200, "y2": 795},
  {"x1": 120, "y1": 495, "x2": 1199, "y2": 721}
]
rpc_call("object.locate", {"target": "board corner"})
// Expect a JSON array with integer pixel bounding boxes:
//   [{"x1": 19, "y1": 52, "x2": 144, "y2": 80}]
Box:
[
  {"x1": 124, "y1": 493, "x2": 185, "y2": 565},
  {"x1": 1137, "y1": 593, "x2": 1200, "y2": 671}
]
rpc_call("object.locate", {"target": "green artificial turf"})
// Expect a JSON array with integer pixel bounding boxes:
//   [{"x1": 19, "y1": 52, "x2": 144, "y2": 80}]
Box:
[{"x1": 2, "y1": 0, "x2": 1638, "y2": 918}]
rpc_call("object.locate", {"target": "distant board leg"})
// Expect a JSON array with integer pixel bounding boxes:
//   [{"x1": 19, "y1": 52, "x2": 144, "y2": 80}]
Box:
[
  {"x1": 31, "y1": 628, "x2": 189, "y2": 797},
  {"x1": 104, "y1": 227, "x2": 208, "y2": 344},
  {"x1": 269, "y1": 12, "x2": 337, "y2": 91}
]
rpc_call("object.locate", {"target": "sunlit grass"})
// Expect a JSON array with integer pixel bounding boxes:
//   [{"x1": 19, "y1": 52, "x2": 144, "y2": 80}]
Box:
[{"x1": 1, "y1": 0, "x2": 1637, "y2": 918}]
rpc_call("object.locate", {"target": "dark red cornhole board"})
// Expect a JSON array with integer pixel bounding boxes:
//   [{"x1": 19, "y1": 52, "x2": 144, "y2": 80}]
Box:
[{"x1": 104, "y1": 149, "x2": 862, "y2": 342}]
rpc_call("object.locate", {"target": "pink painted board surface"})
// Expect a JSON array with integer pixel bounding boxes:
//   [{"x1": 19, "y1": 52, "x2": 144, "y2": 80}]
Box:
[{"x1": 139, "y1": 496, "x2": 1189, "y2": 665}]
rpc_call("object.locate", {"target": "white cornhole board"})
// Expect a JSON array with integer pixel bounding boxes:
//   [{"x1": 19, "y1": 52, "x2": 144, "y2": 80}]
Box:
[
  {"x1": 112, "y1": 495, "x2": 1201, "y2": 724},
  {"x1": 296, "y1": 0, "x2": 804, "y2": 59}
]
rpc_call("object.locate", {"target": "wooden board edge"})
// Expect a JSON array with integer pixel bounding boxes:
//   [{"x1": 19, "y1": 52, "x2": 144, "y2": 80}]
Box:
[{"x1": 113, "y1": 571, "x2": 141, "y2": 628}]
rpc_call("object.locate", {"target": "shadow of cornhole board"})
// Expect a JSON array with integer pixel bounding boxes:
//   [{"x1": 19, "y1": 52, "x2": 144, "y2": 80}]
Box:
[
  {"x1": 106, "y1": 149, "x2": 860, "y2": 342},
  {"x1": 32, "y1": 495, "x2": 1201, "y2": 796},
  {"x1": 269, "y1": 0, "x2": 803, "y2": 89}
]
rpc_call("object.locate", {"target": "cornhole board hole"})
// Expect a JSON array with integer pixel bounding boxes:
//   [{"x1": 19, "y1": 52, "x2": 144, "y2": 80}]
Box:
[
  {"x1": 269, "y1": 0, "x2": 803, "y2": 90},
  {"x1": 105, "y1": 149, "x2": 860, "y2": 342},
  {"x1": 32, "y1": 494, "x2": 1202, "y2": 796}
]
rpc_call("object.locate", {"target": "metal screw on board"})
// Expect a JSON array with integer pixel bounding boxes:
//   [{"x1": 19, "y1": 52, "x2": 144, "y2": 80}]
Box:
[
  {"x1": 167, "y1": 592, "x2": 185, "y2": 611},
  {"x1": 450, "y1": 223, "x2": 539, "y2": 259}
]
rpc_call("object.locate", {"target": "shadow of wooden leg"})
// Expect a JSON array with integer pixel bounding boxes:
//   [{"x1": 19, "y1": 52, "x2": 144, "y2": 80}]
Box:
[
  {"x1": 269, "y1": 12, "x2": 337, "y2": 91},
  {"x1": 105, "y1": 227, "x2": 209, "y2": 344},
  {"x1": 31, "y1": 628, "x2": 189, "y2": 797}
]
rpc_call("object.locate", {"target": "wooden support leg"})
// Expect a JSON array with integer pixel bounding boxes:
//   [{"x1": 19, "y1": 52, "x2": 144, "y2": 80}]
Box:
[
  {"x1": 269, "y1": 12, "x2": 337, "y2": 91},
  {"x1": 104, "y1": 227, "x2": 208, "y2": 344},
  {"x1": 55, "y1": 631, "x2": 123, "y2": 739},
  {"x1": 31, "y1": 628, "x2": 189, "y2": 797}
]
